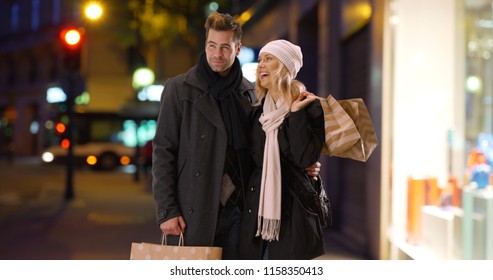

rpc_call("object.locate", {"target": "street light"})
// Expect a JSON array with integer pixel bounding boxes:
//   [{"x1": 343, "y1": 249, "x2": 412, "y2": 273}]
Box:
[
  {"x1": 132, "y1": 67, "x2": 155, "y2": 89},
  {"x1": 84, "y1": 2, "x2": 103, "y2": 21}
]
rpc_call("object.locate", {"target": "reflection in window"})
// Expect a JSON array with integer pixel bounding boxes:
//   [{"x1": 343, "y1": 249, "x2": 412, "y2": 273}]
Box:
[{"x1": 465, "y1": 1, "x2": 493, "y2": 162}]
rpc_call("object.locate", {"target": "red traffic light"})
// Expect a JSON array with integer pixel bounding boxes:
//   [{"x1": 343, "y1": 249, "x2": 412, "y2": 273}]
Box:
[
  {"x1": 61, "y1": 138, "x2": 71, "y2": 149},
  {"x1": 60, "y1": 28, "x2": 84, "y2": 49},
  {"x1": 55, "y1": 122, "x2": 66, "y2": 134},
  {"x1": 59, "y1": 27, "x2": 84, "y2": 71}
]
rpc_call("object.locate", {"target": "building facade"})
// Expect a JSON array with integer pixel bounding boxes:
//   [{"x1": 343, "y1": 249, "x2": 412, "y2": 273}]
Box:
[{"x1": 0, "y1": 0, "x2": 137, "y2": 158}]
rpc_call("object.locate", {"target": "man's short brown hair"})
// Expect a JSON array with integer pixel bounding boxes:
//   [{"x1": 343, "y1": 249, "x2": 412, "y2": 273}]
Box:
[{"x1": 204, "y1": 12, "x2": 242, "y2": 43}]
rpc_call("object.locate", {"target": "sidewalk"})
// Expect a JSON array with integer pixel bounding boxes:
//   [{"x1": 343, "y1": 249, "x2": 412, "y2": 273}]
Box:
[
  {"x1": 0, "y1": 160, "x2": 160, "y2": 260},
  {"x1": 0, "y1": 158, "x2": 363, "y2": 260}
]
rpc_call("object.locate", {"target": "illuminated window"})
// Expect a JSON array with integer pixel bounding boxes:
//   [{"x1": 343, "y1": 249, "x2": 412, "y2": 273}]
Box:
[
  {"x1": 31, "y1": 0, "x2": 40, "y2": 30},
  {"x1": 11, "y1": 3, "x2": 19, "y2": 32}
]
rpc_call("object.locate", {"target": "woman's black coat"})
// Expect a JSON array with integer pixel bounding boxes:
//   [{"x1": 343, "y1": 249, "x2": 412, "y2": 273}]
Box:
[{"x1": 239, "y1": 98, "x2": 326, "y2": 260}]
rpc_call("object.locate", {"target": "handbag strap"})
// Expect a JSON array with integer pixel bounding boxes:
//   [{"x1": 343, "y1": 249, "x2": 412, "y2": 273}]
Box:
[{"x1": 161, "y1": 232, "x2": 184, "y2": 246}]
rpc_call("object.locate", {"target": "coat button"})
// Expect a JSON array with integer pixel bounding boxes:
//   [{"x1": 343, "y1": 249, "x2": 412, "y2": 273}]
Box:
[
  {"x1": 194, "y1": 170, "x2": 200, "y2": 176},
  {"x1": 200, "y1": 134, "x2": 206, "y2": 140},
  {"x1": 250, "y1": 187, "x2": 255, "y2": 192},
  {"x1": 248, "y1": 209, "x2": 252, "y2": 213},
  {"x1": 188, "y1": 208, "x2": 194, "y2": 214}
]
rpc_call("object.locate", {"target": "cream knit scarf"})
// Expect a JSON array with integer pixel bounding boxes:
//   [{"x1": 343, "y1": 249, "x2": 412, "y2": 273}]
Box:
[{"x1": 256, "y1": 93, "x2": 290, "y2": 241}]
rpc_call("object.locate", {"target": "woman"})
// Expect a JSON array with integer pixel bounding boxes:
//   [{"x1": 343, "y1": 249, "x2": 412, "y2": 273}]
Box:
[{"x1": 239, "y1": 39, "x2": 326, "y2": 259}]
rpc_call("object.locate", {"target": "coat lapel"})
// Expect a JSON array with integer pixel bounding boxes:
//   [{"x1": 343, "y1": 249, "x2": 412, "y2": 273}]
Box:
[
  {"x1": 184, "y1": 67, "x2": 226, "y2": 131},
  {"x1": 195, "y1": 94, "x2": 225, "y2": 132}
]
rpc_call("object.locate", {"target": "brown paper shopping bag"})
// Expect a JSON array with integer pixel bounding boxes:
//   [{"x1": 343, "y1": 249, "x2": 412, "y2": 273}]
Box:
[
  {"x1": 319, "y1": 95, "x2": 361, "y2": 156},
  {"x1": 333, "y1": 98, "x2": 378, "y2": 162},
  {"x1": 130, "y1": 233, "x2": 222, "y2": 260}
]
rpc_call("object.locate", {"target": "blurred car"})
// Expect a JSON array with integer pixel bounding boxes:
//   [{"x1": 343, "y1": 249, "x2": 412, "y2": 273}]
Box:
[{"x1": 41, "y1": 142, "x2": 134, "y2": 171}]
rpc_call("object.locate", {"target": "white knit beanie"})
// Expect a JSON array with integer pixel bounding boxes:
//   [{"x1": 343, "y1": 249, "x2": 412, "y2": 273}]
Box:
[{"x1": 259, "y1": 39, "x2": 303, "y2": 79}]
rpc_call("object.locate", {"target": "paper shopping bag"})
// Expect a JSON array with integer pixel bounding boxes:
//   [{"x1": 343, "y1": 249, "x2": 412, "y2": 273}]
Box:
[
  {"x1": 319, "y1": 95, "x2": 361, "y2": 156},
  {"x1": 130, "y1": 234, "x2": 222, "y2": 260},
  {"x1": 333, "y1": 98, "x2": 378, "y2": 162}
]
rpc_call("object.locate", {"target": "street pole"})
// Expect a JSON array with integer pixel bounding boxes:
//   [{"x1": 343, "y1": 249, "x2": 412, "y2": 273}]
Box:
[
  {"x1": 60, "y1": 26, "x2": 83, "y2": 201},
  {"x1": 65, "y1": 72, "x2": 75, "y2": 201}
]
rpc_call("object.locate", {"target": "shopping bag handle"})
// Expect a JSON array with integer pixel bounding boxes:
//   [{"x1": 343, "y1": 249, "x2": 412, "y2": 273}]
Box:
[{"x1": 161, "y1": 232, "x2": 184, "y2": 246}]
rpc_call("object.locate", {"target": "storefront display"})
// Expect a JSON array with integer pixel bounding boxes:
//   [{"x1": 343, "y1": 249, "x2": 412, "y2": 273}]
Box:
[
  {"x1": 385, "y1": 0, "x2": 493, "y2": 260},
  {"x1": 462, "y1": 185, "x2": 493, "y2": 259}
]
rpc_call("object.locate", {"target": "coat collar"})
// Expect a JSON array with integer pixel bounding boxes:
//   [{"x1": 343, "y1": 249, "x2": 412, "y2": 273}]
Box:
[
  {"x1": 181, "y1": 65, "x2": 256, "y2": 130},
  {"x1": 183, "y1": 65, "x2": 208, "y2": 92},
  {"x1": 183, "y1": 65, "x2": 255, "y2": 97}
]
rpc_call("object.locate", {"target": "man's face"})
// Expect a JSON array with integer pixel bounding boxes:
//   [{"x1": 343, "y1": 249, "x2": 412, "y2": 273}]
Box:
[{"x1": 205, "y1": 29, "x2": 241, "y2": 77}]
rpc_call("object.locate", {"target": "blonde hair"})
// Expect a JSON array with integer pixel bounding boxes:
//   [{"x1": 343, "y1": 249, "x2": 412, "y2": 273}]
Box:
[{"x1": 255, "y1": 58, "x2": 305, "y2": 105}]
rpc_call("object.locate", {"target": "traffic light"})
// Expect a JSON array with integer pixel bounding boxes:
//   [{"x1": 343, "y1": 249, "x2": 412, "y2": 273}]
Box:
[
  {"x1": 55, "y1": 122, "x2": 66, "y2": 135},
  {"x1": 59, "y1": 27, "x2": 84, "y2": 71},
  {"x1": 54, "y1": 120, "x2": 70, "y2": 148}
]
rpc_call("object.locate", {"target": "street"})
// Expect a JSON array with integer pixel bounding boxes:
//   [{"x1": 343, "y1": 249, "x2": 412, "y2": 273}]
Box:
[{"x1": 0, "y1": 158, "x2": 160, "y2": 260}]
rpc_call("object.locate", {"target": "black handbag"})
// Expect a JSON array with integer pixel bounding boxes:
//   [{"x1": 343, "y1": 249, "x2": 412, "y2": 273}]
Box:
[
  {"x1": 304, "y1": 173, "x2": 332, "y2": 228},
  {"x1": 282, "y1": 159, "x2": 332, "y2": 228}
]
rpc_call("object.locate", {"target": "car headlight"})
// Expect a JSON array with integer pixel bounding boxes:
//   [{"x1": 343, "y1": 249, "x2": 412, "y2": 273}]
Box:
[
  {"x1": 86, "y1": 155, "x2": 98, "y2": 165},
  {"x1": 42, "y1": 152, "x2": 55, "y2": 163}
]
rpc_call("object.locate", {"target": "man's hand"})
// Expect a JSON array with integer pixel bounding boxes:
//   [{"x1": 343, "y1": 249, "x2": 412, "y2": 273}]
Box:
[
  {"x1": 305, "y1": 161, "x2": 321, "y2": 181},
  {"x1": 160, "y1": 216, "x2": 186, "y2": 236}
]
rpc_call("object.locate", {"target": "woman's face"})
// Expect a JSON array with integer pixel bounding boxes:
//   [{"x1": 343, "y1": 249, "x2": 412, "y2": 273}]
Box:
[{"x1": 257, "y1": 53, "x2": 281, "y2": 90}]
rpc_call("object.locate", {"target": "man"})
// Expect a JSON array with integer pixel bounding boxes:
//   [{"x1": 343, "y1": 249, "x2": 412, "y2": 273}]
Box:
[{"x1": 152, "y1": 12, "x2": 320, "y2": 259}]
